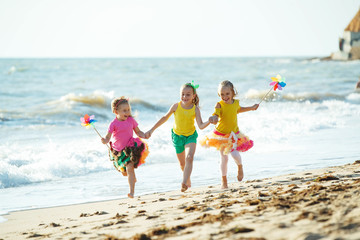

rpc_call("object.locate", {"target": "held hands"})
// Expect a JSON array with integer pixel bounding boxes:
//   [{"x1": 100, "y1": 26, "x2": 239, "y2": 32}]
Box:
[
  {"x1": 209, "y1": 116, "x2": 218, "y2": 125},
  {"x1": 101, "y1": 137, "x2": 108, "y2": 144},
  {"x1": 145, "y1": 130, "x2": 152, "y2": 139}
]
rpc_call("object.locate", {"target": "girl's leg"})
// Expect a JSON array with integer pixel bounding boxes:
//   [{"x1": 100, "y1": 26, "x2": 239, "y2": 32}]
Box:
[
  {"x1": 220, "y1": 150, "x2": 229, "y2": 189},
  {"x1": 126, "y1": 162, "x2": 136, "y2": 198},
  {"x1": 230, "y1": 150, "x2": 243, "y2": 181},
  {"x1": 176, "y1": 151, "x2": 188, "y2": 192},
  {"x1": 181, "y1": 142, "x2": 196, "y2": 191},
  {"x1": 176, "y1": 151, "x2": 186, "y2": 171}
]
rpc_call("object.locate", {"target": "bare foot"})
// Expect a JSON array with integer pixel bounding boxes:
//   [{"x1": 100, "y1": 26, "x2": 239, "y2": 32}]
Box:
[
  {"x1": 181, "y1": 183, "x2": 188, "y2": 192},
  {"x1": 221, "y1": 183, "x2": 228, "y2": 189},
  {"x1": 237, "y1": 164, "x2": 244, "y2": 182},
  {"x1": 127, "y1": 193, "x2": 134, "y2": 198},
  {"x1": 186, "y1": 178, "x2": 191, "y2": 188}
]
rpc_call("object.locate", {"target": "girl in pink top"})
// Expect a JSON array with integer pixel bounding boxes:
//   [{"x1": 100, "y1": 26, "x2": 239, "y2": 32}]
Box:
[{"x1": 101, "y1": 97, "x2": 149, "y2": 198}]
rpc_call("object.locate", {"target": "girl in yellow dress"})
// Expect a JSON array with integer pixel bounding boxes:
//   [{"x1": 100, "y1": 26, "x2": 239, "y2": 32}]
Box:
[
  {"x1": 200, "y1": 80, "x2": 258, "y2": 189},
  {"x1": 146, "y1": 83, "x2": 210, "y2": 192}
]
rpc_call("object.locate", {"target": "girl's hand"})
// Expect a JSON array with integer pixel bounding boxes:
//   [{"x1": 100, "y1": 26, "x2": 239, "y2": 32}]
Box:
[
  {"x1": 145, "y1": 131, "x2": 152, "y2": 139},
  {"x1": 102, "y1": 132, "x2": 111, "y2": 144},
  {"x1": 253, "y1": 104, "x2": 259, "y2": 110},
  {"x1": 209, "y1": 116, "x2": 218, "y2": 124}
]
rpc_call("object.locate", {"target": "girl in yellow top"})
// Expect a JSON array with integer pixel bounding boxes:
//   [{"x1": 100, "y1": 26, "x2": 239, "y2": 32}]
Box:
[
  {"x1": 146, "y1": 83, "x2": 210, "y2": 192},
  {"x1": 200, "y1": 80, "x2": 259, "y2": 189}
]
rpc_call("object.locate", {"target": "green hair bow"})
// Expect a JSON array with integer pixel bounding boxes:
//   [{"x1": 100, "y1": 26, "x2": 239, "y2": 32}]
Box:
[{"x1": 190, "y1": 80, "x2": 199, "y2": 89}]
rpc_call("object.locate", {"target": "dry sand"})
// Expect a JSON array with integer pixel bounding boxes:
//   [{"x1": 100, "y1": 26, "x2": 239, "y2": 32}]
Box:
[{"x1": 1, "y1": 161, "x2": 360, "y2": 240}]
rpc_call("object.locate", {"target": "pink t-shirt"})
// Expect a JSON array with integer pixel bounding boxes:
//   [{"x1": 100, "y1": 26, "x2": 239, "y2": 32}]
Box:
[{"x1": 108, "y1": 117, "x2": 138, "y2": 151}]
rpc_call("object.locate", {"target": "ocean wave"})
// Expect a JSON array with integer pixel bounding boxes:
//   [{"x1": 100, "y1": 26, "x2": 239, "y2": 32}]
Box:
[
  {"x1": 0, "y1": 111, "x2": 77, "y2": 127},
  {"x1": 130, "y1": 98, "x2": 166, "y2": 112},
  {"x1": 272, "y1": 58, "x2": 293, "y2": 64},
  {"x1": 7, "y1": 66, "x2": 29, "y2": 74},
  {"x1": 50, "y1": 91, "x2": 166, "y2": 112},
  {"x1": 0, "y1": 141, "x2": 110, "y2": 189},
  {"x1": 244, "y1": 89, "x2": 347, "y2": 103},
  {"x1": 0, "y1": 92, "x2": 165, "y2": 127},
  {"x1": 347, "y1": 92, "x2": 360, "y2": 103},
  {"x1": 56, "y1": 91, "x2": 114, "y2": 107}
]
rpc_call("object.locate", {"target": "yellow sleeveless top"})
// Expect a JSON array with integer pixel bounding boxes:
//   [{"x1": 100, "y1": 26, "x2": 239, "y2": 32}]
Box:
[
  {"x1": 213, "y1": 99, "x2": 241, "y2": 134},
  {"x1": 173, "y1": 102, "x2": 196, "y2": 136}
]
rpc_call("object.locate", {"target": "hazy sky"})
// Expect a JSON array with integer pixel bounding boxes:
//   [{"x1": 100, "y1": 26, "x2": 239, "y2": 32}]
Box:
[{"x1": 0, "y1": 0, "x2": 359, "y2": 58}]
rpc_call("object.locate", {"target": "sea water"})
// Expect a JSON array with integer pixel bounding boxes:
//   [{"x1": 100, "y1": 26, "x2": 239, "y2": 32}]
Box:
[{"x1": 1, "y1": 57, "x2": 360, "y2": 219}]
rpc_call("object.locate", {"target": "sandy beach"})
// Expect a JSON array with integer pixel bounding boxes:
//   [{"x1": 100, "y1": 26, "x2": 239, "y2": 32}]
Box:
[{"x1": 1, "y1": 160, "x2": 360, "y2": 240}]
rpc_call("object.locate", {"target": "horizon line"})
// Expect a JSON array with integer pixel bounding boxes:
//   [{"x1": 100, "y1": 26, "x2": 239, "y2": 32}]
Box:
[{"x1": 0, "y1": 55, "x2": 329, "y2": 59}]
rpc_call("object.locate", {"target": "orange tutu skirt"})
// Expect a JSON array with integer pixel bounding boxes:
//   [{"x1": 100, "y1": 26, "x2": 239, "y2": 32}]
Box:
[{"x1": 199, "y1": 130, "x2": 253, "y2": 155}]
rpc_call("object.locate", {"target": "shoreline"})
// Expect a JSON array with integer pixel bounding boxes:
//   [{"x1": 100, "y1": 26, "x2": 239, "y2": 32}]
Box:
[{"x1": 1, "y1": 161, "x2": 360, "y2": 240}]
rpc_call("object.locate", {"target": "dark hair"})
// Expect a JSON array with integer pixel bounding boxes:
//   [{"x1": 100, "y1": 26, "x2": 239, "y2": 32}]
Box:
[
  {"x1": 218, "y1": 80, "x2": 238, "y2": 98},
  {"x1": 182, "y1": 83, "x2": 200, "y2": 106}
]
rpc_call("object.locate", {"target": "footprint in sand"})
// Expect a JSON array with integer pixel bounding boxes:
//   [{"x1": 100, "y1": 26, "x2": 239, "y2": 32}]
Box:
[
  {"x1": 80, "y1": 211, "x2": 108, "y2": 217},
  {"x1": 28, "y1": 233, "x2": 46, "y2": 238},
  {"x1": 49, "y1": 222, "x2": 61, "y2": 227}
]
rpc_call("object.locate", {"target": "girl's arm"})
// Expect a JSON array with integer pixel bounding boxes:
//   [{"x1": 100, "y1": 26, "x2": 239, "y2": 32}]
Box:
[
  {"x1": 134, "y1": 126, "x2": 146, "y2": 139},
  {"x1": 101, "y1": 132, "x2": 112, "y2": 144},
  {"x1": 146, "y1": 103, "x2": 177, "y2": 137},
  {"x1": 195, "y1": 106, "x2": 210, "y2": 129},
  {"x1": 238, "y1": 104, "x2": 259, "y2": 113}
]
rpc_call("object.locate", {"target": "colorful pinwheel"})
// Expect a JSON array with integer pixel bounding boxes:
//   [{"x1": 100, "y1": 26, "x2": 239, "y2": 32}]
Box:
[
  {"x1": 270, "y1": 74, "x2": 286, "y2": 91},
  {"x1": 80, "y1": 114, "x2": 97, "y2": 129},
  {"x1": 259, "y1": 74, "x2": 287, "y2": 104},
  {"x1": 80, "y1": 114, "x2": 109, "y2": 149}
]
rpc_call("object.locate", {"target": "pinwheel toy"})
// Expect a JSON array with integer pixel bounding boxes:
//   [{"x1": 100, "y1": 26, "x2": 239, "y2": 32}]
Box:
[
  {"x1": 270, "y1": 74, "x2": 286, "y2": 91},
  {"x1": 81, "y1": 114, "x2": 97, "y2": 128},
  {"x1": 80, "y1": 114, "x2": 109, "y2": 149},
  {"x1": 259, "y1": 74, "x2": 286, "y2": 104}
]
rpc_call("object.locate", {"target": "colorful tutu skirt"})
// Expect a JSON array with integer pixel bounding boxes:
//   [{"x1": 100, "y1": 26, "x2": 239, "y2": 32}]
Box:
[
  {"x1": 199, "y1": 130, "x2": 253, "y2": 155},
  {"x1": 109, "y1": 138, "x2": 149, "y2": 173}
]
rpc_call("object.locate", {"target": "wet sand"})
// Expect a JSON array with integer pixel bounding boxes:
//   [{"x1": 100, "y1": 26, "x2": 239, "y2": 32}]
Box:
[{"x1": 1, "y1": 161, "x2": 360, "y2": 240}]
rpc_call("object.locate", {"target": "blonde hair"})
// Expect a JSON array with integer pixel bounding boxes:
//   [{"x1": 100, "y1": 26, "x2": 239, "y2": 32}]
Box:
[
  {"x1": 111, "y1": 96, "x2": 131, "y2": 115},
  {"x1": 182, "y1": 83, "x2": 200, "y2": 106},
  {"x1": 218, "y1": 80, "x2": 238, "y2": 98}
]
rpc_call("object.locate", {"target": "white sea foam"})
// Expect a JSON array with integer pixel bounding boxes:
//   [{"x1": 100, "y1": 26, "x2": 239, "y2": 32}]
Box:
[
  {"x1": 0, "y1": 137, "x2": 110, "y2": 189},
  {"x1": 347, "y1": 92, "x2": 360, "y2": 103}
]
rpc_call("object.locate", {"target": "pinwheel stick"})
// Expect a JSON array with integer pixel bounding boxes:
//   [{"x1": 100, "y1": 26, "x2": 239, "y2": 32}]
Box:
[
  {"x1": 91, "y1": 124, "x2": 110, "y2": 149},
  {"x1": 92, "y1": 125, "x2": 110, "y2": 150},
  {"x1": 81, "y1": 114, "x2": 110, "y2": 150},
  {"x1": 92, "y1": 125, "x2": 102, "y2": 138},
  {"x1": 259, "y1": 87, "x2": 273, "y2": 105}
]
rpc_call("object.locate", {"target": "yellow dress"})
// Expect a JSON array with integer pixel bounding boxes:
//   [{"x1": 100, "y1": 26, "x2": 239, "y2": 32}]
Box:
[{"x1": 199, "y1": 99, "x2": 253, "y2": 155}]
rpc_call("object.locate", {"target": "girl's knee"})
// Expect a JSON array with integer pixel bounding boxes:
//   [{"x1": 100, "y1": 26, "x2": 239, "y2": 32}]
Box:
[
  {"x1": 230, "y1": 151, "x2": 242, "y2": 165},
  {"x1": 220, "y1": 156, "x2": 229, "y2": 163},
  {"x1": 185, "y1": 154, "x2": 194, "y2": 163},
  {"x1": 180, "y1": 163, "x2": 185, "y2": 170}
]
